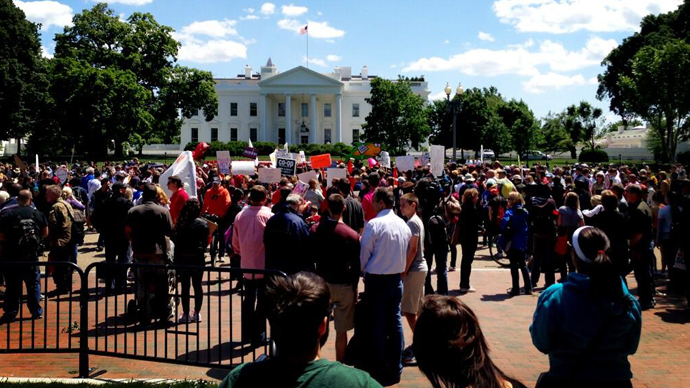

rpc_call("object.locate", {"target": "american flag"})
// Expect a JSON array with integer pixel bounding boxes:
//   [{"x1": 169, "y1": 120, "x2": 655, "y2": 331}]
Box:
[{"x1": 300, "y1": 25, "x2": 308, "y2": 35}]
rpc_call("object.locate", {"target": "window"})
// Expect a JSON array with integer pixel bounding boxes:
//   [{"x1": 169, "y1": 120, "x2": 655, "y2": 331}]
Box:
[
  {"x1": 352, "y1": 103, "x2": 360, "y2": 117},
  {"x1": 324, "y1": 128, "x2": 332, "y2": 144},
  {"x1": 250, "y1": 102, "x2": 258, "y2": 117},
  {"x1": 231, "y1": 128, "x2": 238, "y2": 142},
  {"x1": 278, "y1": 103, "x2": 285, "y2": 117},
  {"x1": 301, "y1": 135, "x2": 309, "y2": 144},
  {"x1": 230, "y1": 103, "x2": 238, "y2": 117},
  {"x1": 250, "y1": 128, "x2": 258, "y2": 142},
  {"x1": 211, "y1": 127, "x2": 218, "y2": 142},
  {"x1": 301, "y1": 103, "x2": 309, "y2": 117},
  {"x1": 191, "y1": 128, "x2": 199, "y2": 143},
  {"x1": 279, "y1": 128, "x2": 285, "y2": 145},
  {"x1": 352, "y1": 129, "x2": 360, "y2": 144},
  {"x1": 324, "y1": 103, "x2": 332, "y2": 117}
]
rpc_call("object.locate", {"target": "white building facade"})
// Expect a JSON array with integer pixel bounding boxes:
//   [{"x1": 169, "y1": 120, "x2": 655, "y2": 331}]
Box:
[{"x1": 179, "y1": 60, "x2": 430, "y2": 149}]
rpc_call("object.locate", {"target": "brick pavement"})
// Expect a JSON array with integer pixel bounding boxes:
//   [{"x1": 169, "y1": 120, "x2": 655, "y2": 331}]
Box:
[{"x1": 0, "y1": 241, "x2": 689, "y2": 387}]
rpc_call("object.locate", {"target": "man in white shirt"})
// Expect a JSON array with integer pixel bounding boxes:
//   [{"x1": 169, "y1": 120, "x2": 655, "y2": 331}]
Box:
[{"x1": 359, "y1": 187, "x2": 411, "y2": 386}]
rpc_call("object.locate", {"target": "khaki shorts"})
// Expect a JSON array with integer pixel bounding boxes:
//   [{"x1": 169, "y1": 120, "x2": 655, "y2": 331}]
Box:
[
  {"x1": 402, "y1": 271, "x2": 427, "y2": 315},
  {"x1": 328, "y1": 283, "x2": 355, "y2": 332}
]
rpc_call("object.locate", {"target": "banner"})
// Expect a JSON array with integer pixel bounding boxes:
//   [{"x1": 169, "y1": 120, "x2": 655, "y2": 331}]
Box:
[
  {"x1": 277, "y1": 157, "x2": 297, "y2": 176},
  {"x1": 232, "y1": 161, "x2": 256, "y2": 176},
  {"x1": 326, "y1": 168, "x2": 347, "y2": 187},
  {"x1": 216, "y1": 151, "x2": 231, "y2": 174},
  {"x1": 379, "y1": 151, "x2": 391, "y2": 169},
  {"x1": 349, "y1": 143, "x2": 382, "y2": 160},
  {"x1": 258, "y1": 168, "x2": 282, "y2": 183},
  {"x1": 298, "y1": 170, "x2": 318, "y2": 184},
  {"x1": 395, "y1": 155, "x2": 415, "y2": 173},
  {"x1": 430, "y1": 145, "x2": 445, "y2": 176},
  {"x1": 160, "y1": 151, "x2": 197, "y2": 199},
  {"x1": 310, "y1": 153, "x2": 332, "y2": 169},
  {"x1": 243, "y1": 147, "x2": 258, "y2": 159}
]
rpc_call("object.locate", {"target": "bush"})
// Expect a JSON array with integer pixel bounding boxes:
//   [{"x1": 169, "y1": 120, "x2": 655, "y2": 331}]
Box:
[
  {"x1": 678, "y1": 151, "x2": 690, "y2": 165},
  {"x1": 579, "y1": 149, "x2": 609, "y2": 163}
]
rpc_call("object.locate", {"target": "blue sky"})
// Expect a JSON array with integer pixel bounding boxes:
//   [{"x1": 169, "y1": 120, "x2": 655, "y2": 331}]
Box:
[{"x1": 15, "y1": 0, "x2": 685, "y2": 122}]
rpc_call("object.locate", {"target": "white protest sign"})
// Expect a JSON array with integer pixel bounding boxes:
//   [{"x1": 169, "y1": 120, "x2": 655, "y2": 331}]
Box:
[
  {"x1": 160, "y1": 151, "x2": 197, "y2": 198},
  {"x1": 293, "y1": 181, "x2": 309, "y2": 197},
  {"x1": 269, "y1": 151, "x2": 277, "y2": 168},
  {"x1": 216, "y1": 151, "x2": 231, "y2": 174},
  {"x1": 299, "y1": 151, "x2": 306, "y2": 164},
  {"x1": 298, "y1": 170, "x2": 318, "y2": 184},
  {"x1": 395, "y1": 155, "x2": 415, "y2": 172},
  {"x1": 56, "y1": 167, "x2": 68, "y2": 184},
  {"x1": 326, "y1": 168, "x2": 347, "y2": 187},
  {"x1": 430, "y1": 145, "x2": 445, "y2": 176},
  {"x1": 35, "y1": 155, "x2": 39, "y2": 173},
  {"x1": 379, "y1": 151, "x2": 391, "y2": 169},
  {"x1": 232, "y1": 161, "x2": 256, "y2": 176},
  {"x1": 258, "y1": 168, "x2": 282, "y2": 183},
  {"x1": 276, "y1": 149, "x2": 288, "y2": 158}
]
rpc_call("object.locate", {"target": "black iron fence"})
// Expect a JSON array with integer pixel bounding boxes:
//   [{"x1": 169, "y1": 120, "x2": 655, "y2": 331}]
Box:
[{"x1": 0, "y1": 261, "x2": 283, "y2": 377}]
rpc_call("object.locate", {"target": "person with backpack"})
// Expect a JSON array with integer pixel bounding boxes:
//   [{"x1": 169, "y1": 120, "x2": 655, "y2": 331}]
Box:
[
  {"x1": 0, "y1": 190, "x2": 48, "y2": 323},
  {"x1": 61, "y1": 187, "x2": 86, "y2": 266},
  {"x1": 101, "y1": 182, "x2": 133, "y2": 295},
  {"x1": 46, "y1": 185, "x2": 75, "y2": 295},
  {"x1": 500, "y1": 192, "x2": 532, "y2": 296},
  {"x1": 530, "y1": 185, "x2": 558, "y2": 289}
]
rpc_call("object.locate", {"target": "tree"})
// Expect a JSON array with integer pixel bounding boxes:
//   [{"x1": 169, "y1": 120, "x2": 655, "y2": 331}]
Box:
[
  {"x1": 426, "y1": 98, "x2": 452, "y2": 148},
  {"x1": 561, "y1": 101, "x2": 606, "y2": 158},
  {"x1": 46, "y1": 3, "x2": 217, "y2": 157},
  {"x1": 500, "y1": 100, "x2": 538, "y2": 160},
  {"x1": 362, "y1": 77, "x2": 429, "y2": 155},
  {"x1": 597, "y1": 0, "x2": 690, "y2": 161},
  {"x1": 0, "y1": 0, "x2": 50, "y2": 151},
  {"x1": 537, "y1": 112, "x2": 573, "y2": 154}
]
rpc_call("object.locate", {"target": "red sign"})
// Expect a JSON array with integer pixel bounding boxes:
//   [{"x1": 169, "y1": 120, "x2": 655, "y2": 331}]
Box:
[{"x1": 310, "y1": 154, "x2": 332, "y2": 169}]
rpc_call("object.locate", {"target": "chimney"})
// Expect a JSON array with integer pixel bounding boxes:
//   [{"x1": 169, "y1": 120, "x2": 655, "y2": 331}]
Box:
[
  {"x1": 245, "y1": 65, "x2": 252, "y2": 79},
  {"x1": 361, "y1": 65, "x2": 368, "y2": 80}
]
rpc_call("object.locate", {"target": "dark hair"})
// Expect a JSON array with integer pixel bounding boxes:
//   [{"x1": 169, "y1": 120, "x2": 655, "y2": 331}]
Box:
[
  {"x1": 368, "y1": 172, "x2": 380, "y2": 187},
  {"x1": 249, "y1": 185, "x2": 267, "y2": 203},
  {"x1": 337, "y1": 178, "x2": 352, "y2": 197},
  {"x1": 600, "y1": 190, "x2": 618, "y2": 211},
  {"x1": 168, "y1": 175, "x2": 182, "y2": 188},
  {"x1": 175, "y1": 198, "x2": 201, "y2": 230},
  {"x1": 625, "y1": 184, "x2": 642, "y2": 197},
  {"x1": 265, "y1": 272, "x2": 331, "y2": 355},
  {"x1": 572, "y1": 227, "x2": 633, "y2": 311},
  {"x1": 374, "y1": 187, "x2": 394, "y2": 208},
  {"x1": 231, "y1": 188, "x2": 244, "y2": 202},
  {"x1": 327, "y1": 194, "x2": 345, "y2": 215},
  {"x1": 414, "y1": 295, "x2": 518, "y2": 388},
  {"x1": 564, "y1": 191, "x2": 580, "y2": 210},
  {"x1": 142, "y1": 183, "x2": 158, "y2": 201}
]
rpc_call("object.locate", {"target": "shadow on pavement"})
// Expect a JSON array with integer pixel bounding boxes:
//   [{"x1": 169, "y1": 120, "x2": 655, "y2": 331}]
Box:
[{"x1": 654, "y1": 309, "x2": 690, "y2": 324}]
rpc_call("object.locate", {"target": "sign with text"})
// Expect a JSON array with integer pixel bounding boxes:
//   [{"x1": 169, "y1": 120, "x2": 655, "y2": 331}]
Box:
[
  {"x1": 430, "y1": 145, "x2": 445, "y2": 176},
  {"x1": 276, "y1": 149, "x2": 288, "y2": 158},
  {"x1": 276, "y1": 157, "x2": 297, "y2": 176},
  {"x1": 395, "y1": 155, "x2": 415, "y2": 172},
  {"x1": 310, "y1": 153, "x2": 332, "y2": 169},
  {"x1": 326, "y1": 168, "x2": 347, "y2": 187},
  {"x1": 258, "y1": 168, "x2": 282, "y2": 183},
  {"x1": 56, "y1": 167, "x2": 69, "y2": 184},
  {"x1": 299, "y1": 151, "x2": 306, "y2": 164},
  {"x1": 243, "y1": 147, "x2": 258, "y2": 159},
  {"x1": 216, "y1": 151, "x2": 231, "y2": 174},
  {"x1": 379, "y1": 151, "x2": 391, "y2": 169},
  {"x1": 298, "y1": 170, "x2": 318, "y2": 184},
  {"x1": 293, "y1": 180, "x2": 309, "y2": 197},
  {"x1": 231, "y1": 161, "x2": 255, "y2": 176}
]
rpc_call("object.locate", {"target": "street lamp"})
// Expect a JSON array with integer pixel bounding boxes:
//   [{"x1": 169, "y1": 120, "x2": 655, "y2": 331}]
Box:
[{"x1": 445, "y1": 82, "x2": 464, "y2": 162}]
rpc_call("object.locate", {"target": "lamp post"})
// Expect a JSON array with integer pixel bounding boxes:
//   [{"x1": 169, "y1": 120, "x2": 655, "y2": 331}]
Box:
[{"x1": 445, "y1": 82, "x2": 464, "y2": 162}]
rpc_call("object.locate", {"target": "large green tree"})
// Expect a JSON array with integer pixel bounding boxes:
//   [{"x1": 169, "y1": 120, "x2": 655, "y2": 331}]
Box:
[
  {"x1": 560, "y1": 101, "x2": 606, "y2": 158},
  {"x1": 362, "y1": 77, "x2": 429, "y2": 155},
  {"x1": 597, "y1": 0, "x2": 690, "y2": 161},
  {"x1": 0, "y1": 0, "x2": 50, "y2": 151},
  {"x1": 537, "y1": 112, "x2": 572, "y2": 154},
  {"x1": 43, "y1": 3, "x2": 218, "y2": 157},
  {"x1": 500, "y1": 99, "x2": 538, "y2": 160},
  {"x1": 426, "y1": 98, "x2": 452, "y2": 148}
]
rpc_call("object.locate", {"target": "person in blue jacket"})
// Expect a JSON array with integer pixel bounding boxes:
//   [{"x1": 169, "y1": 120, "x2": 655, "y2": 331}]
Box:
[
  {"x1": 499, "y1": 192, "x2": 532, "y2": 296},
  {"x1": 530, "y1": 226, "x2": 642, "y2": 388}
]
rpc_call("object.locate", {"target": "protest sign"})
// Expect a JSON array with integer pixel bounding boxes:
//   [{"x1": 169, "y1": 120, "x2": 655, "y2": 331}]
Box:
[
  {"x1": 14, "y1": 155, "x2": 28, "y2": 173},
  {"x1": 430, "y1": 145, "x2": 445, "y2": 176},
  {"x1": 231, "y1": 161, "x2": 256, "y2": 176},
  {"x1": 258, "y1": 168, "x2": 282, "y2": 183},
  {"x1": 310, "y1": 153, "x2": 332, "y2": 169},
  {"x1": 299, "y1": 151, "x2": 306, "y2": 164},
  {"x1": 379, "y1": 151, "x2": 391, "y2": 169},
  {"x1": 269, "y1": 151, "x2": 277, "y2": 167},
  {"x1": 56, "y1": 167, "x2": 68, "y2": 184},
  {"x1": 216, "y1": 151, "x2": 231, "y2": 174},
  {"x1": 160, "y1": 151, "x2": 197, "y2": 198},
  {"x1": 276, "y1": 149, "x2": 288, "y2": 158},
  {"x1": 326, "y1": 168, "x2": 347, "y2": 187},
  {"x1": 35, "y1": 155, "x2": 39, "y2": 173},
  {"x1": 243, "y1": 147, "x2": 258, "y2": 159},
  {"x1": 276, "y1": 158, "x2": 297, "y2": 176},
  {"x1": 298, "y1": 170, "x2": 317, "y2": 184},
  {"x1": 395, "y1": 155, "x2": 415, "y2": 172},
  {"x1": 293, "y1": 181, "x2": 309, "y2": 197}
]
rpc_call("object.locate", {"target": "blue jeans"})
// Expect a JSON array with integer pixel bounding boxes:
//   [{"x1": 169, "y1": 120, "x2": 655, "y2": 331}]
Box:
[
  {"x1": 241, "y1": 278, "x2": 266, "y2": 343},
  {"x1": 363, "y1": 274, "x2": 404, "y2": 386},
  {"x1": 4, "y1": 266, "x2": 42, "y2": 317},
  {"x1": 424, "y1": 246, "x2": 448, "y2": 295},
  {"x1": 104, "y1": 239, "x2": 130, "y2": 292},
  {"x1": 633, "y1": 241, "x2": 655, "y2": 305}
]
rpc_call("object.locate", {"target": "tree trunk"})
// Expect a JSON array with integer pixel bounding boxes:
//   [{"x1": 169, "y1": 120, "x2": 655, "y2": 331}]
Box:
[
  {"x1": 15, "y1": 138, "x2": 21, "y2": 156},
  {"x1": 569, "y1": 146, "x2": 577, "y2": 159},
  {"x1": 114, "y1": 142, "x2": 124, "y2": 158}
]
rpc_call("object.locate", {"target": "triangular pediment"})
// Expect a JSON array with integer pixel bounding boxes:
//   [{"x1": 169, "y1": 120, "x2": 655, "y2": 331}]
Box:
[{"x1": 259, "y1": 66, "x2": 343, "y2": 87}]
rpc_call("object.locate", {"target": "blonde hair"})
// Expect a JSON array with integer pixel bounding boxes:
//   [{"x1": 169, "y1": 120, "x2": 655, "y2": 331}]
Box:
[
  {"x1": 507, "y1": 192, "x2": 524, "y2": 207},
  {"x1": 61, "y1": 186, "x2": 73, "y2": 200},
  {"x1": 125, "y1": 187, "x2": 134, "y2": 201},
  {"x1": 155, "y1": 185, "x2": 169, "y2": 206}
]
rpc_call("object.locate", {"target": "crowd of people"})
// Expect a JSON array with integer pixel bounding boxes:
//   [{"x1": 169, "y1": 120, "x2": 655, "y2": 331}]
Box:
[{"x1": 1, "y1": 155, "x2": 689, "y2": 387}]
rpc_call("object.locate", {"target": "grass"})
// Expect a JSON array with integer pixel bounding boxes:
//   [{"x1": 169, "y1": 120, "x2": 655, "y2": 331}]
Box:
[{"x1": 0, "y1": 381, "x2": 217, "y2": 388}]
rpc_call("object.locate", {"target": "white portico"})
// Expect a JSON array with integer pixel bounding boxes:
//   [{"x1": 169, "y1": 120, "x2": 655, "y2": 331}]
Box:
[{"x1": 178, "y1": 59, "x2": 430, "y2": 149}]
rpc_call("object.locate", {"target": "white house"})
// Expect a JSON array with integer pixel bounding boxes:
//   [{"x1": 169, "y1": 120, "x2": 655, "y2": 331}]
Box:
[{"x1": 179, "y1": 59, "x2": 430, "y2": 149}]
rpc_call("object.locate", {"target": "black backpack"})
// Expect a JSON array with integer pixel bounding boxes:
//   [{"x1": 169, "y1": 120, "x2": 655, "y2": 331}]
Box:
[{"x1": 15, "y1": 216, "x2": 42, "y2": 261}]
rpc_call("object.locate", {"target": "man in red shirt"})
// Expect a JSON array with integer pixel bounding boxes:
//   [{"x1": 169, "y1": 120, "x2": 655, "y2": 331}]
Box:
[
  {"x1": 361, "y1": 172, "x2": 381, "y2": 222},
  {"x1": 271, "y1": 178, "x2": 291, "y2": 205},
  {"x1": 167, "y1": 175, "x2": 188, "y2": 225}
]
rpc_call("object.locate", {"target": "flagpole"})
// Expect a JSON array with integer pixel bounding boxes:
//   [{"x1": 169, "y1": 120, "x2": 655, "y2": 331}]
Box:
[{"x1": 306, "y1": 24, "x2": 309, "y2": 68}]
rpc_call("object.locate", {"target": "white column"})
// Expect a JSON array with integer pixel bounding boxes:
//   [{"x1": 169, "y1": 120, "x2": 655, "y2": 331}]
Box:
[
  {"x1": 285, "y1": 94, "x2": 292, "y2": 145},
  {"x1": 310, "y1": 94, "x2": 317, "y2": 144},
  {"x1": 335, "y1": 93, "x2": 342, "y2": 143},
  {"x1": 260, "y1": 93, "x2": 268, "y2": 142}
]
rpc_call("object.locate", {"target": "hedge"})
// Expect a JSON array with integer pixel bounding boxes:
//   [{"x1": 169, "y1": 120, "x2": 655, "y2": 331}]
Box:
[
  {"x1": 184, "y1": 141, "x2": 355, "y2": 157},
  {"x1": 578, "y1": 149, "x2": 609, "y2": 163}
]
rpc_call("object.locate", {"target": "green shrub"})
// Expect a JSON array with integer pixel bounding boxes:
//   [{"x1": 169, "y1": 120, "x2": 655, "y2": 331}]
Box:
[
  {"x1": 677, "y1": 151, "x2": 690, "y2": 165},
  {"x1": 184, "y1": 142, "x2": 198, "y2": 151},
  {"x1": 579, "y1": 149, "x2": 609, "y2": 163}
]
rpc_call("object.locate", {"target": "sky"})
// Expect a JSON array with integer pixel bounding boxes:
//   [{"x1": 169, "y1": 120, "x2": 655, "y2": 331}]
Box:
[{"x1": 14, "y1": 0, "x2": 686, "y2": 123}]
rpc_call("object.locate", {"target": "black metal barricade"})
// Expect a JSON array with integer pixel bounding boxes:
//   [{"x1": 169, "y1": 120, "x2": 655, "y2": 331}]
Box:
[{"x1": 0, "y1": 260, "x2": 284, "y2": 377}]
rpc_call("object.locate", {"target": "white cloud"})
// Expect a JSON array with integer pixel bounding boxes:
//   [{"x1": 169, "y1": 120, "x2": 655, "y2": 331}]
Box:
[
  {"x1": 522, "y1": 72, "x2": 597, "y2": 94},
  {"x1": 317, "y1": 11, "x2": 323, "y2": 16},
  {"x1": 178, "y1": 39, "x2": 247, "y2": 63},
  {"x1": 240, "y1": 15, "x2": 260, "y2": 21},
  {"x1": 478, "y1": 31, "x2": 495, "y2": 42},
  {"x1": 278, "y1": 19, "x2": 345, "y2": 39},
  {"x1": 14, "y1": 0, "x2": 73, "y2": 29},
  {"x1": 493, "y1": 0, "x2": 683, "y2": 34},
  {"x1": 326, "y1": 54, "x2": 341, "y2": 62},
  {"x1": 179, "y1": 19, "x2": 237, "y2": 38},
  {"x1": 282, "y1": 4, "x2": 308, "y2": 17},
  {"x1": 41, "y1": 46, "x2": 53, "y2": 59},
  {"x1": 428, "y1": 91, "x2": 449, "y2": 101},
  {"x1": 390, "y1": 64, "x2": 397, "y2": 68},
  {"x1": 304, "y1": 56, "x2": 328, "y2": 67},
  {"x1": 105, "y1": 0, "x2": 153, "y2": 5},
  {"x1": 444, "y1": 39, "x2": 450, "y2": 44},
  {"x1": 260, "y1": 3, "x2": 276, "y2": 15},
  {"x1": 402, "y1": 37, "x2": 617, "y2": 76},
  {"x1": 245, "y1": 8, "x2": 255, "y2": 13}
]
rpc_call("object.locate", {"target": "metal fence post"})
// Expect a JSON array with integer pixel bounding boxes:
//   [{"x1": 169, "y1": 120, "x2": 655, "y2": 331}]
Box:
[{"x1": 79, "y1": 268, "x2": 90, "y2": 378}]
